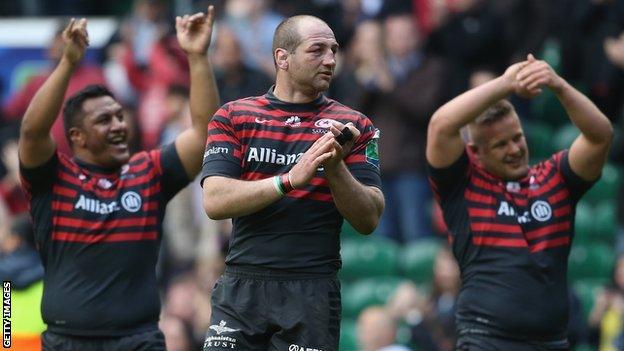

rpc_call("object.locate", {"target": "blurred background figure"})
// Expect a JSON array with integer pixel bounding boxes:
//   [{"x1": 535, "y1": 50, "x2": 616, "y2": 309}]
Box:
[
  {"x1": 211, "y1": 23, "x2": 272, "y2": 103},
  {"x1": 2, "y1": 24, "x2": 105, "y2": 155},
  {"x1": 222, "y1": 0, "x2": 283, "y2": 77},
  {"x1": 0, "y1": 138, "x2": 28, "y2": 216},
  {"x1": 358, "y1": 306, "x2": 413, "y2": 351},
  {"x1": 159, "y1": 315, "x2": 193, "y2": 351},
  {"x1": 589, "y1": 255, "x2": 624, "y2": 351},
  {"x1": 0, "y1": 214, "x2": 45, "y2": 351}
]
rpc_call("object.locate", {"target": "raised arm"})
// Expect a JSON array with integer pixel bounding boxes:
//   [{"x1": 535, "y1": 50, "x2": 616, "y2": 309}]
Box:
[
  {"x1": 174, "y1": 6, "x2": 220, "y2": 178},
  {"x1": 516, "y1": 57, "x2": 613, "y2": 181},
  {"x1": 426, "y1": 61, "x2": 532, "y2": 168},
  {"x1": 202, "y1": 132, "x2": 336, "y2": 219},
  {"x1": 19, "y1": 18, "x2": 89, "y2": 168}
]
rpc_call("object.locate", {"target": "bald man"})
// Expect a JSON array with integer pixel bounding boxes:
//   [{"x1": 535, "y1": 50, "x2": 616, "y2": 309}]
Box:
[{"x1": 200, "y1": 15, "x2": 384, "y2": 351}]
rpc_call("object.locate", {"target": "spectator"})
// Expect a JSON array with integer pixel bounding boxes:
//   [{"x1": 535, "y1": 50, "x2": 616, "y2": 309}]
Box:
[
  {"x1": 358, "y1": 305, "x2": 413, "y2": 351},
  {"x1": 212, "y1": 23, "x2": 273, "y2": 103},
  {"x1": 2, "y1": 25, "x2": 105, "y2": 156}
]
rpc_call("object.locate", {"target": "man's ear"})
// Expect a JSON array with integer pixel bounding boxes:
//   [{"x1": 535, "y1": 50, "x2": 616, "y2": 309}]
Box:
[
  {"x1": 275, "y1": 48, "x2": 289, "y2": 70},
  {"x1": 69, "y1": 127, "x2": 86, "y2": 148},
  {"x1": 467, "y1": 142, "x2": 482, "y2": 165}
]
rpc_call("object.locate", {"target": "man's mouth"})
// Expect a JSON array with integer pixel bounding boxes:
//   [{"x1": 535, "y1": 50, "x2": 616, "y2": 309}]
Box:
[{"x1": 108, "y1": 135, "x2": 128, "y2": 149}]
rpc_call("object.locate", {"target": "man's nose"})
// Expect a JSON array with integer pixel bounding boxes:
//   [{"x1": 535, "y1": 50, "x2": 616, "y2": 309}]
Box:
[{"x1": 323, "y1": 51, "x2": 336, "y2": 67}]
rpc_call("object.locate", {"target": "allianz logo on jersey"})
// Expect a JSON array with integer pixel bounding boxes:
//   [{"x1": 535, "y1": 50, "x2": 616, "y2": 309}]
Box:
[
  {"x1": 204, "y1": 146, "x2": 229, "y2": 159},
  {"x1": 74, "y1": 192, "x2": 142, "y2": 214},
  {"x1": 247, "y1": 147, "x2": 303, "y2": 166},
  {"x1": 497, "y1": 200, "x2": 552, "y2": 223}
]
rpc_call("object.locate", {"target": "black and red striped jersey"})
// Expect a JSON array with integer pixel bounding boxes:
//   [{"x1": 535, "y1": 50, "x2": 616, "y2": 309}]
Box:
[
  {"x1": 428, "y1": 150, "x2": 594, "y2": 343},
  {"x1": 20, "y1": 143, "x2": 189, "y2": 336},
  {"x1": 201, "y1": 88, "x2": 381, "y2": 274}
]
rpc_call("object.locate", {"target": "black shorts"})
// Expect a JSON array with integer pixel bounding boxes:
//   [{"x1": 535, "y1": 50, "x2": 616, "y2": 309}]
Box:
[
  {"x1": 456, "y1": 333, "x2": 569, "y2": 351},
  {"x1": 41, "y1": 328, "x2": 166, "y2": 351},
  {"x1": 203, "y1": 266, "x2": 341, "y2": 351}
]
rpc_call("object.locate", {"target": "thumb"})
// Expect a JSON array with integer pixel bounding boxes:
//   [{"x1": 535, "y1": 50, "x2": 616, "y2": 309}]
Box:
[{"x1": 527, "y1": 53, "x2": 535, "y2": 62}]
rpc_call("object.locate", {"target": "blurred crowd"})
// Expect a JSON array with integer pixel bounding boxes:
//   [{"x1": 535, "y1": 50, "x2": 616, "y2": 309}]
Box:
[{"x1": 3, "y1": 0, "x2": 624, "y2": 350}]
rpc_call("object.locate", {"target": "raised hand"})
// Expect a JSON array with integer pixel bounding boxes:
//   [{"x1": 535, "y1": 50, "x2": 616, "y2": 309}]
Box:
[
  {"x1": 516, "y1": 54, "x2": 565, "y2": 95},
  {"x1": 176, "y1": 5, "x2": 215, "y2": 56},
  {"x1": 61, "y1": 18, "x2": 89, "y2": 65},
  {"x1": 288, "y1": 132, "x2": 335, "y2": 188}
]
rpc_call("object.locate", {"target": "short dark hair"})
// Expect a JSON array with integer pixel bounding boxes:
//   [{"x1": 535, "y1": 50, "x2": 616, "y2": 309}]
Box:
[
  {"x1": 63, "y1": 84, "x2": 115, "y2": 144},
  {"x1": 272, "y1": 15, "x2": 326, "y2": 65}
]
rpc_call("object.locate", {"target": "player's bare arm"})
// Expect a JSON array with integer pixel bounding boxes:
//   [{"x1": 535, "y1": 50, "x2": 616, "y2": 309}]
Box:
[
  {"x1": 426, "y1": 60, "x2": 532, "y2": 169},
  {"x1": 19, "y1": 18, "x2": 89, "y2": 168},
  {"x1": 202, "y1": 132, "x2": 335, "y2": 219},
  {"x1": 323, "y1": 121, "x2": 384, "y2": 235},
  {"x1": 174, "y1": 6, "x2": 220, "y2": 178},
  {"x1": 516, "y1": 56, "x2": 613, "y2": 181}
]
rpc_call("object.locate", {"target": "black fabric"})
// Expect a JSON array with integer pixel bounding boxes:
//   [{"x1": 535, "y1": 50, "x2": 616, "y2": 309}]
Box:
[
  {"x1": 42, "y1": 329, "x2": 166, "y2": 351},
  {"x1": 203, "y1": 268, "x2": 341, "y2": 351},
  {"x1": 200, "y1": 92, "x2": 381, "y2": 274},
  {"x1": 428, "y1": 150, "x2": 596, "y2": 343},
  {"x1": 20, "y1": 145, "x2": 189, "y2": 336},
  {"x1": 456, "y1": 333, "x2": 569, "y2": 351}
]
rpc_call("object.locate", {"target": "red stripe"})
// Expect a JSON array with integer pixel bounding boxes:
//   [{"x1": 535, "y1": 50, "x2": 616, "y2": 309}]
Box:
[
  {"x1": 125, "y1": 173, "x2": 156, "y2": 187},
  {"x1": 144, "y1": 201, "x2": 159, "y2": 211},
  {"x1": 52, "y1": 231, "x2": 158, "y2": 243},
  {"x1": 472, "y1": 176, "x2": 501, "y2": 193},
  {"x1": 530, "y1": 236, "x2": 570, "y2": 252},
  {"x1": 53, "y1": 185, "x2": 77, "y2": 197},
  {"x1": 554, "y1": 205, "x2": 571, "y2": 217},
  {"x1": 308, "y1": 177, "x2": 328, "y2": 187},
  {"x1": 130, "y1": 158, "x2": 151, "y2": 174},
  {"x1": 531, "y1": 173, "x2": 563, "y2": 196},
  {"x1": 472, "y1": 236, "x2": 528, "y2": 247},
  {"x1": 288, "y1": 189, "x2": 333, "y2": 202},
  {"x1": 241, "y1": 130, "x2": 321, "y2": 142},
  {"x1": 345, "y1": 154, "x2": 366, "y2": 164},
  {"x1": 208, "y1": 134, "x2": 239, "y2": 143},
  {"x1": 230, "y1": 105, "x2": 288, "y2": 117},
  {"x1": 470, "y1": 222, "x2": 522, "y2": 234},
  {"x1": 58, "y1": 171, "x2": 82, "y2": 186},
  {"x1": 548, "y1": 188, "x2": 569, "y2": 204},
  {"x1": 535, "y1": 160, "x2": 555, "y2": 183},
  {"x1": 54, "y1": 216, "x2": 158, "y2": 230},
  {"x1": 465, "y1": 189, "x2": 496, "y2": 205},
  {"x1": 507, "y1": 196, "x2": 528, "y2": 207},
  {"x1": 468, "y1": 208, "x2": 496, "y2": 218},
  {"x1": 525, "y1": 222, "x2": 571, "y2": 240},
  {"x1": 241, "y1": 171, "x2": 270, "y2": 181},
  {"x1": 52, "y1": 200, "x2": 74, "y2": 211},
  {"x1": 146, "y1": 150, "x2": 160, "y2": 175}
]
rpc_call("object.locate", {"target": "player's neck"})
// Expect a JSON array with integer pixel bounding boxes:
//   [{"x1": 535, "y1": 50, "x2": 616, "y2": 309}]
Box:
[{"x1": 273, "y1": 80, "x2": 320, "y2": 104}]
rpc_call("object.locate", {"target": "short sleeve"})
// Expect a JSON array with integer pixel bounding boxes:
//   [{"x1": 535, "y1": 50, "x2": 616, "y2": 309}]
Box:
[
  {"x1": 344, "y1": 117, "x2": 381, "y2": 188},
  {"x1": 155, "y1": 143, "x2": 190, "y2": 201},
  {"x1": 20, "y1": 153, "x2": 59, "y2": 195},
  {"x1": 555, "y1": 150, "x2": 596, "y2": 202},
  {"x1": 200, "y1": 105, "x2": 242, "y2": 185},
  {"x1": 427, "y1": 151, "x2": 470, "y2": 201}
]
